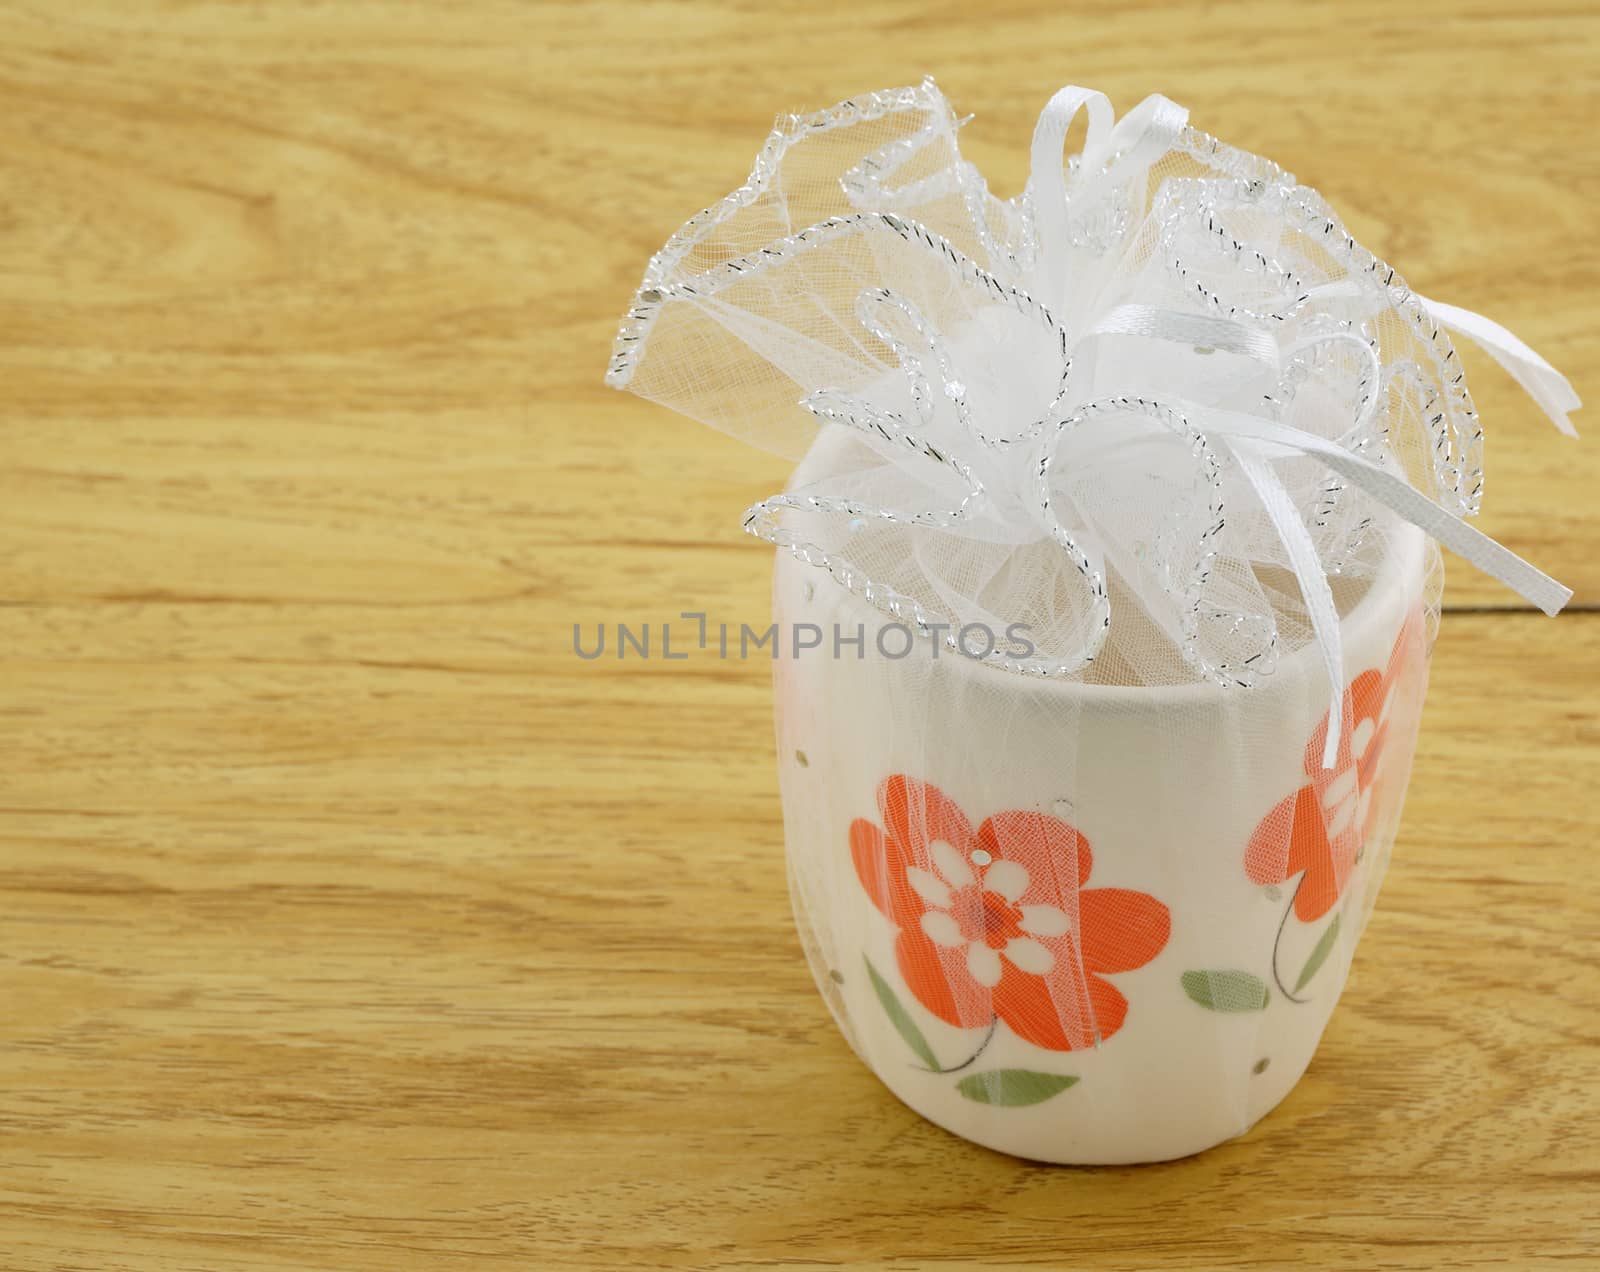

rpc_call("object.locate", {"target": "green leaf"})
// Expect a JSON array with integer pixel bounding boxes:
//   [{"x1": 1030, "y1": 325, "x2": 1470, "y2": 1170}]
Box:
[
  {"x1": 1181, "y1": 969, "x2": 1271, "y2": 1012},
  {"x1": 1295, "y1": 913, "x2": 1342, "y2": 992},
  {"x1": 864, "y1": 956, "x2": 939, "y2": 1070},
  {"x1": 956, "y1": 1069, "x2": 1080, "y2": 1106}
]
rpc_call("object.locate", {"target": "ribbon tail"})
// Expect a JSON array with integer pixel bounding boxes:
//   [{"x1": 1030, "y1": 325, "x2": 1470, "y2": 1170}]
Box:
[
  {"x1": 1207, "y1": 409, "x2": 1574, "y2": 617},
  {"x1": 1418, "y1": 295, "x2": 1581, "y2": 439},
  {"x1": 1315, "y1": 445, "x2": 1574, "y2": 616},
  {"x1": 1232, "y1": 441, "x2": 1347, "y2": 769}
]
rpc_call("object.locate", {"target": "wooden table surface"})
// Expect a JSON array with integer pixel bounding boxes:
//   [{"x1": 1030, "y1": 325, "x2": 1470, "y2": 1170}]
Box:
[{"x1": 2, "y1": 2, "x2": 1596, "y2": 1268}]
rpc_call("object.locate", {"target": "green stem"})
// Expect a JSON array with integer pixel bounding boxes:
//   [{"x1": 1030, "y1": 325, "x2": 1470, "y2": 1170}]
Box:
[
  {"x1": 1271, "y1": 874, "x2": 1311, "y2": 1005},
  {"x1": 915, "y1": 1017, "x2": 998, "y2": 1074}
]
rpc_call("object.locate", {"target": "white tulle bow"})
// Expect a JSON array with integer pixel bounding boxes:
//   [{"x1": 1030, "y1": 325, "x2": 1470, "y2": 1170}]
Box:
[{"x1": 609, "y1": 79, "x2": 1580, "y2": 764}]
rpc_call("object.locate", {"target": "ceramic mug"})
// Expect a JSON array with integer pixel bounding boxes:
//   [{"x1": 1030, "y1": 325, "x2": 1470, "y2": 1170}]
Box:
[{"x1": 773, "y1": 450, "x2": 1432, "y2": 1164}]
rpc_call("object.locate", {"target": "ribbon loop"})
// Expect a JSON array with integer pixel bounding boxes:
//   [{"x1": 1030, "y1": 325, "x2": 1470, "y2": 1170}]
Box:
[
  {"x1": 1085, "y1": 93, "x2": 1188, "y2": 210},
  {"x1": 1029, "y1": 87, "x2": 1114, "y2": 310}
]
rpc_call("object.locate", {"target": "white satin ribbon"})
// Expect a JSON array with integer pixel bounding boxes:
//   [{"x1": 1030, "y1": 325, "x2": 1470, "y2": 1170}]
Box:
[
  {"x1": 1230, "y1": 441, "x2": 1347, "y2": 768},
  {"x1": 1200, "y1": 409, "x2": 1572, "y2": 615},
  {"x1": 1418, "y1": 296, "x2": 1581, "y2": 439},
  {"x1": 1304, "y1": 281, "x2": 1581, "y2": 440},
  {"x1": 1088, "y1": 303, "x2": 1281, "y2": 366},
  {"x1": 1194, "y1": 402, "x2": 1572, "y2": 765}
]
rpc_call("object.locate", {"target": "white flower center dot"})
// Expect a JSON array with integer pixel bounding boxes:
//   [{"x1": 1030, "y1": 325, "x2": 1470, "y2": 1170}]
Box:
[{"x1": 970, "y1": 849, "x2": 992, "y2": 866}]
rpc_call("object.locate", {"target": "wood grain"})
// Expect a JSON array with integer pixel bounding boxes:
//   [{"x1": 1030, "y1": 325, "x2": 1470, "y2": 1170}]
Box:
[{"x1": 0, "y1": 1, "x2": 1595, "y2": 1268}]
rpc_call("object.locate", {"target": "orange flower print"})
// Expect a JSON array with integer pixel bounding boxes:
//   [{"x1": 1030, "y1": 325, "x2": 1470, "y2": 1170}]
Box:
[
  {"x1": 851, "y1": 776, "x2": 1170, "y2": 1052},
  {"x1": 1245, "y1": 617, "x2": 1424, "y2": 924}
]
